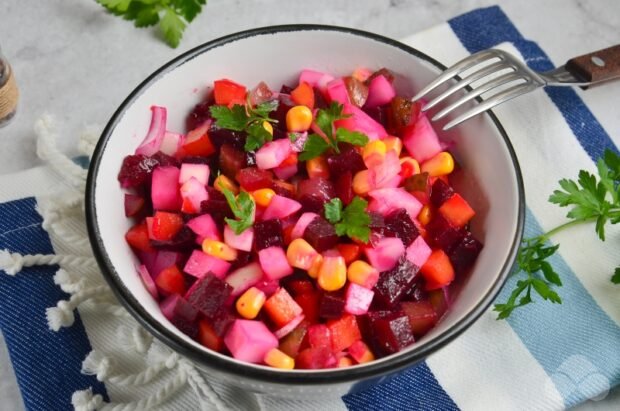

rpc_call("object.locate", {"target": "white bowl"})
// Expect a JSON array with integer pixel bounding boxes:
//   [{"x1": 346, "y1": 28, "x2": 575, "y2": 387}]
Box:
[{"x1": 86, "y1": 25, "x2": 524, "y2": 398}]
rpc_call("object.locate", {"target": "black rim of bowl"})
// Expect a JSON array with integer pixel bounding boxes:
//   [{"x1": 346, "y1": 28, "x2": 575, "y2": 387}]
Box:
[{"x1": 86, "y1": 24, "x2": 525, "y2": 386}]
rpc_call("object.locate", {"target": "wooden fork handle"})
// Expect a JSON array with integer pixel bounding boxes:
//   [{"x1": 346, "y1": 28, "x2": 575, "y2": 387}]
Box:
[{"x1": 566, "y1": 44, "x2": 620, "y2": 83}]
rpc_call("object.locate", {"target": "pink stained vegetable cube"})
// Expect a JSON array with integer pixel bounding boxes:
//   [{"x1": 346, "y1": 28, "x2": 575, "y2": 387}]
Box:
[
  {"x1": 406, "y1": 235, "x2": 432, "y2": 269},
  {"x1": 365, "y1": 75, "x2": 396, "y2": 108},
  {"x1": 368, "y1": 187, "x2": 423, "y2": 220},
  {"x1": 326, "y1": 78, "x2": 351, "y2": 104},
  {"x1": 273, "y1": 163, "x2": 298, "y2": 180},
  {"x1": 151, "y1": 166, "x2": 181, "y2": 211},
  {"x1": 290, "y1": 212, "x2": 319, "y2": 240},
  {"x1": 258, "y1": 246, "x2": 293, "y2": 280},
  {"x1": 344, "y1": 283, "x2": 375, "y2": 315},
  {"x1": 335, "y1": 103, "x2": 388, "y2": 141},
  {"x1": 179, "y1": 163, "x2": 210, "y2": 185},
  {"x1": 364, "y1": 237, "x2": 405, "y2": 272},
  {"x1": 225, "y1": 262, "x2": 265, "y2": 296},
  {"x1": 184, "y1": 250, "x2": 231, "y2": 279},
  {"x1": 255, "y1": 139, "x2": 292, "y2": 170},
  {"x1": 224, "y1": 320, "x2": 279, "y2": 363},
  {"x1": 402, "y1": 115, "x2": 442, "y2": 163},
  {"x1": 224, "y1": 226, "x2": 254, "y2": 252},
  {"x1": 187, "y1": 214, "x2": 221, "y2": 244},
  {"x1": 261, "y1": 195, "x2": 302, "y2": 221},
  {"x1": 299, "y1": 69, "x2": 335, "y2": 92},
  {"x1": 180, "y1": 177, "x2": 208, "y2": 214}
]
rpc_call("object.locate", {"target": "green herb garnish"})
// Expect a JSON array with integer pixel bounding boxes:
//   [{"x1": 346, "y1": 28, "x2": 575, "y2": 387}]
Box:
[
  {"x1": 298, "y1": 102, "x2": 369, "y2": 161},
  {"x1": 324, "y1": 197, "x2": 371, "y2": 243},
  {"x1": 210, "y1": 100, "x2": 278, "y2": 152},
  {"x1": 95, "y1": 0, "x2": 207, "y2": 48},
  {"x1": 219, "y1": 184, "x2": 255, "y2": 234},
  {"x1": 494, "y1": 149, "x2": 620, "y2": 319}
]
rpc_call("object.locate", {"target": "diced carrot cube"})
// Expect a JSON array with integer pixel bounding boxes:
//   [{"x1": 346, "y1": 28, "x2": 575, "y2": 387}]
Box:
[
  {"x1": 291, "y1": 82, "x2": 315, "y2": 109},
  {"x1": 327, "y1": 314, "x2": 361, "y2": 352},
  {"x1": 337, "y1": 243, "x2": 361, "y2": 264},
  {"x1": 125, "y1": 221, "x2": 154, "y2": 252},
  {"x1": 263, "y1": 287, "x2": 303, "y2": 328},
  {"x1": 420, "y1": 249, "x2": 455, "y2": 290},
  {"x1": 438, "y1": 193, "x2": 475, "y2": 228},
  {"x1": 155, "y1": 265, "x2": 187, "y2": 296},
  {"x1": 198, "y1": 319, "x2": 224, "y2": 352}
]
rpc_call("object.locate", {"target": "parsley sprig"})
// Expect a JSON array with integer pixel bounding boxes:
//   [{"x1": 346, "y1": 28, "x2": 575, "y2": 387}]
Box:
[
  {"x1": 210, "y1": 100, "x2": 278, "y2": 152},
  {"x1": 219, "y1": 185, "x2": 255, "y2": 235},
  {"x1": 324, "y1": 197, "x2": 371, "y2": 243},
  {"x1": 95, "y1": 0, "x2": 207, "y2": 48},
  {"x1": 494, "y1": 149, "x2": 620, "y2": 319},
  {"x1": 299, "y1": 103, "x2": 369, "y2": 161}
]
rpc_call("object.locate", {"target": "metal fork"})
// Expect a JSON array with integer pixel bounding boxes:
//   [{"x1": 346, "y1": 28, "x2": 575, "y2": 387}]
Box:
[{"x1": 413, "y1": 44, "x2": 620, "y2": 130}]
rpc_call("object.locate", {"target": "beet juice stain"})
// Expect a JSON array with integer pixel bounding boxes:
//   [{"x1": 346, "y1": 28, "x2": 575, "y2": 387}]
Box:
[{"x1": 0, "y1": 46, "x2": 19, "y2": 127}]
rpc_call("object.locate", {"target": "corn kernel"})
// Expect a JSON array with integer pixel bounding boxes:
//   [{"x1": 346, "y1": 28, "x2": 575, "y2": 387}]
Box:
[
  {"x1": 236, "y1": 287, "x2": 266, "y2": 319},
  {"x1": 418, "y1": 205, "x2": 432, "y2": 226},
  {"x1": 286, "y1": 105, "x2": 313, "y2": 132},
  {"x1": 318, "y1": 255, "x2": 347, "y2": 291},
  {"x1": 353, "y1": 170, "x2": 371, "y2": 196},
  {"x1": 347, "y1": 260, "x2": 379, "y2": 289},
  {"x1": 307, "y1": 254, "x2": 323, "y2": 279},
  {"x1": 287, "y1": 238, "x2": 319, "y2": 270},
  {"x1": 202, "y1": 239, "x2": 238, "y2": 261},
  {"x1": 399, "y1": 157, "x2": 420, "y2": 178},
  {"x1": 264, "y1": 348, "x2": 295, "y2": 370},
  {"x1": 252, "y1": 188, "x2": 276, "y2": 207},
  {"x1": 383, "y1": 136, "x2": 403, "y2": 156},
  {"x1": 262, "y1": 121, "x2": 273, "y2": 136},
  {"x1": 338, "y1": 356, "x2": 355, "y2": 367},
  {"x1": 421, "y1": 152, "x2": 454, "y2": 177},
  {"x1": 214, "y1": 174, "x2": 239, "y2": 194},
  {"x1": 362, "y1": 140, "x2": 387, "y2": 167},
  {"x1": 306, "y1": 156, "x2": 330, "y2": 179}
]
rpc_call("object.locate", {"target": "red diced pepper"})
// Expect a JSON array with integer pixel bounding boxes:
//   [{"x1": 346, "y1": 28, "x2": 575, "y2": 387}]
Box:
[
  {"x1": 438, "y1": 193, "x2": 475, "y2": 228},
  {"x1": 420, "y1": 250, "x2": 455, "y2": 290},
  {"x1": 294, "y1": 292, "x2": 320, "y2": 324},
  {"x1": 214, "y1": 79, "x2": 247, "y2": 106},
  {"x1": 287, "y1": 279, "x2": 315, "y2": 296},
  {"x1": 149, "y1": 211, "x2": 184, "y2": 241},
  {"x1": 155, "y1": 265, "x2": 187, "y2": 296},
  {"x1": 181, "y1": 130, "x2": 215, "y2": 157},
  {"x1": 125, "y1": 221, "x2": 154, "y2": 252},
  {"x1": 336, "y1": 244, "x2": 361, "y2": 264},
  {"x1": 263, "y1": 287, "x2": 303, "y2": 328},
  {"x1": 327, "y1": 314, "x2": 361, "y2": 352}
]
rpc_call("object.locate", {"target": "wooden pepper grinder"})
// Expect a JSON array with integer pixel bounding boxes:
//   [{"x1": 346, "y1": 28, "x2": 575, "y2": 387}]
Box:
[{"x1": 0, "y1": 46, "x2": 18, "y2": 127}]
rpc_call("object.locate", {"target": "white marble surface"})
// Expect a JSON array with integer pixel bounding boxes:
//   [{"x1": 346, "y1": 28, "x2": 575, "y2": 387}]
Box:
[{"x1": 0, "y1": 0, "x2": 619, "y2": 410}]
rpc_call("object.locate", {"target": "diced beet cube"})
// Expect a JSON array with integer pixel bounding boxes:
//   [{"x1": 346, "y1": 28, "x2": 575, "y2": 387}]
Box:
[
  {"x1": 373, "y1": 259, "x2": 420, "y2": 308},
  {"x1": 296, "y1": 346, "x2": 337, "y2": 369},
  {"x1": 183, "y1": 250, "x2": 231, "y2": 279},
  {"x1": 219, "y1": 144, "x2": 247, "y2": 180},
  {"x1": 404, "y1": 280, "x2": 428, "y2": 302},
  {"x1": 335, "y1": 171, "x2": 354, "y2": 205},
  {"x1": 308, "y1": 324, "x2": 331, "y2": 349},
  {"x1": 208, "y1": 126, "x2": 247, "y2": 151},
  {"x1": 368, "y1": 211, "x2": 387, "y2": 235},
  {"x1": 365, "y1": 310, "x2": 414, "y2": 356},
  {"x1": 290, "y1": 212, "x2": 319, "y2": 240},
  {"x1": 201, "y1": 187, "x2": 234, "y2": 224},
  {"x1": 327, "y1": 314, "x2": 362, "y2": 352},
  {"x1": 263, "y1": 287, "x2": 303, "y2": 327},
  {"x1": 160, "y1": 294, "x2": 199, "y2": 339},
  {"x1": 384, "y1": 208, "x2": 419, "y2": 246},
  {"x1": 210, "y1": 308, "x2": 236, "y2": 336},
  {"x1": 185, "y1": 273, "x2": 232, "y2": 319},
  {"x1": 303, "y1": 217, "x2": 338, "y2": 252},
  {"x1": 319, "y1": 291, "x2": 346, "y2": 319},
  {"x1": 186, "y1": 100, "x2": 213, "y2": 132},
  {"x1": 345, "y1": 283, "x2": 375, "y2": 315},
  {"x1": 294, "y1": 292, "x2": 320, "y2": 324},
  {"x1": 253, "y1": 219, "x2": 284, "y2": 250},
  {"x1": 425, "y1": 215, "x2": 466, "y2": 251},
  {"x1": 401, "y1": 300, "x2": 439, "y2": 337},
  {"x1": 447, "y1": 231, "x2": 483, "y2": 273},
  {"x1": 118, "y1": 152, "x2": 178, "y2": 189},
  {"x1": 430, "y1": 178, "x2": 455, "y2": 207},
  {"x1": 279, "y1": 322, "x2": 309, "y2": 358},
  {"x1": 124, "y1": 193, "x2": 145, "y2": 218},
  {"x1": 150, "y1": 226, "x2": 196, "y2": 251},
  {"x1": 224, "y1": 320, "x2": 278, "y2": 364},
  {"x1": 258, "y1": 246, "x2": 293, "y2": 280},
  {"x1": 326, "y1": 143, "x2": 366, "y2": 176},
  {"x1": 236, "y1": 167, "x2": 274, "y2": 191},
  {"x1": 282, "y1": 275, "x2": 315, "y2": 296},
  {"x1": 296, "y1": 178, "x2": 336, "y2": 214}
]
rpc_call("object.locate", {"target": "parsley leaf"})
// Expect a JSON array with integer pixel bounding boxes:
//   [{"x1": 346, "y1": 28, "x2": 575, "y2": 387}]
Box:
[
  {"x1": 495, "y1": 149, "x2": 620, "y2": 319},
  {"x1": 210, "y1": 100, "x2": 278, "y2": 152},
  {"x1": 299, "y1": 102, "x2": 368, "y2": 160},
  {"x1": 219, "y1": 185, "x2": 255, "y2": 234},
  {"x1": 324, "y1": 198, "x2": 343, "y2": 224},
  {"x1": 96, "y1": 0, "x2": 207, "y2": 48},
  {"x1": 324, "y1": 196, "x2": 371, "y2": 243}
]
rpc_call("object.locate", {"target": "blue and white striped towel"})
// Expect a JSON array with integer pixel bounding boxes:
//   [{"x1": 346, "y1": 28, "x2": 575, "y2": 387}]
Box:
[{"x1": 0, "y1": 6, "x2": 618, "y2": 411}]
